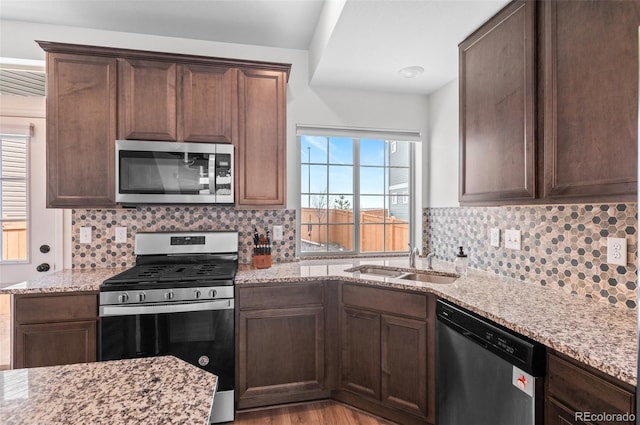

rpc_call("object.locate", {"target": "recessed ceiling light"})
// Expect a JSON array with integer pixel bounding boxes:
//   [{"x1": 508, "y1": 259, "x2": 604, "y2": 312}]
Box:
[{"x1": 398, "y1": 66, "x2": 424, "y2": 79}]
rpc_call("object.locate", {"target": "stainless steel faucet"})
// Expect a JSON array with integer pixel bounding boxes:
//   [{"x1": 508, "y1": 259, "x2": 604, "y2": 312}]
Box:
[
  {"x1": 425, "y1": 252, "x2": 435, "y2": 270},
  {"x1": 408, "y1": 244, "x2": 419, "y2": 268}
]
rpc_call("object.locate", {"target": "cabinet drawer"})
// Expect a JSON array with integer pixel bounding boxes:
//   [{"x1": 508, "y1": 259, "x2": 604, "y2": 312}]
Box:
[
  {"x1": 238, "y1": 284, "x2": 324, "y2": 310},
  {"x1": 342, "y1": 284, "x2": 426, "y2": 320},
  {"x1": 14, "y1": 294, "x2": 98, "y2": 324},
  {"x1": 547, "y1": 353, "x2": 634, "y2": 416}
]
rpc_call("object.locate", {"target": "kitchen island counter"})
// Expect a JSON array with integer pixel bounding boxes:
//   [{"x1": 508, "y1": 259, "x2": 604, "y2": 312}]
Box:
[{"x1": 0, "y1": 356, "x2": 217, "y2": 424}]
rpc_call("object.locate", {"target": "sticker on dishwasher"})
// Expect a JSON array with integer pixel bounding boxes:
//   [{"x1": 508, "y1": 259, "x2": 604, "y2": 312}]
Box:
[{"x1": 512, "y1": 366, "x2": 534, "y2": 397}]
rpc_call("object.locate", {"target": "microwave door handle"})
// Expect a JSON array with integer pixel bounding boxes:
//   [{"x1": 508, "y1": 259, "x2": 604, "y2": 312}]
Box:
[{"x1": 209, "y1": 154, "x2": 216, "y2": 199}]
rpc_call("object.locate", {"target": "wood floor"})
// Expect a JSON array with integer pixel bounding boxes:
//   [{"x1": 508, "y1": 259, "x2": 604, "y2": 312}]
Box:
[{"x1": 233, "y1": 401, "x2": 398, "y2": 425}]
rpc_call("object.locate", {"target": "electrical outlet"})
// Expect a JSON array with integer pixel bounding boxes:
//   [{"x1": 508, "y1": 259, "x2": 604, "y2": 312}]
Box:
[
  {"x1": 607, "y1": 237, "x2": 627, "y2": 266},
  {"x1": 505, "y1": 229, "x2": 521, "y2": 250},
  {"x1": 79, "y1": 226, "x2": 92, "y2": 244},
  {"x1": 115, "y1": 227, "x2": 127, "y2": 243},
  {"x1": 490, "y1": 228, "x2": 500, "y2": 247},
  {"x1": 273, "y1": 225, "x2": 283, "y2": 241}
]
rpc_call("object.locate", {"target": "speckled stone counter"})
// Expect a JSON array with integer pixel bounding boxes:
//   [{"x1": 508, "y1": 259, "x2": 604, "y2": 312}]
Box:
[
  {"x1": 0, "y1": 356, "x2": 216, "y2": 425},
  {"x1": 236, "y1": 256, "x2": 638, "y2": 387},
  {"x1": 2, "y1": 258, "x2": 636, "y2": 386},
  {"x1": 0, "y1": 268, "x2": 125, "y2": 294}
]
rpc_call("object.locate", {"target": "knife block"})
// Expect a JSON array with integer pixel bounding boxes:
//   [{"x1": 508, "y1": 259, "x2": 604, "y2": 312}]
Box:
[{"x1": 253, "y1": 254, "x2": 272, "y2": 269}]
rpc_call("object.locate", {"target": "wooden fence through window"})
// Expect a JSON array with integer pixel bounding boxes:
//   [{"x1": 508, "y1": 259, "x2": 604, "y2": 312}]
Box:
[
  {"x1": 300, "y1": 208, "x2": 408, "y2": 252},
  {"x1": 2, "y1": 222, "x2": 27, "y2": 261}
]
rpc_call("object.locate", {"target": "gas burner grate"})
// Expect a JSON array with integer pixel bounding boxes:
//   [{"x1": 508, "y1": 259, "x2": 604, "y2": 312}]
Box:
[{"x1": 194, "y1": 264, "x2": 220, "y2": 275}]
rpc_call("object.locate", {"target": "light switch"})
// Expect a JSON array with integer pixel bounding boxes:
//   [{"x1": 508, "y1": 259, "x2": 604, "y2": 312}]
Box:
[
  {"x1": 115, "y1": 227, "x2": 127, "y2": 243},
  {"x1": 505, "y1": 229, "x2": 521, "y2": 250},
  {"x1": 273, "y1": 225, "x2": 283, "y2": 241},
  {"x1": 79, "y1": 227, "x2": 92, "y2": 244},
  {"x1": 607, "y1": 237, "x2": 627, "y2": 266},
  {"x1": 490, "y1": 228, "x2": 500, "y2": 247}
]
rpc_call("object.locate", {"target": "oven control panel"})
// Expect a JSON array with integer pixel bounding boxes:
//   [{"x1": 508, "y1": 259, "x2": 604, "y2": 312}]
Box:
[
  {"x1": 100, "y1": 285, "x2": 234, "y2": 306},
  {"x1": 171, "y1": 236, "x2": 206, "y2": 246}
]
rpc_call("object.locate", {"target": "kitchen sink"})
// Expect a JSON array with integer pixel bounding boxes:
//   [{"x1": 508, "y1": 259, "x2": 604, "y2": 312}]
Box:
[
  {"x1": 346, "y1": 266, "x2": 406, "y2": 278},
  {"x1": 345, "y1": 265, "x2": 459, "y2": 284},
  {"x1": 398, "y1": 272, "x2": 459, "y2": 284}
]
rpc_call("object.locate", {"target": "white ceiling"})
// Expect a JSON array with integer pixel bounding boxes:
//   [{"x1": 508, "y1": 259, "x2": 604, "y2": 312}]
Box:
[{"x1": 0, "y1": 0, "x2": 509, "y2": 95}]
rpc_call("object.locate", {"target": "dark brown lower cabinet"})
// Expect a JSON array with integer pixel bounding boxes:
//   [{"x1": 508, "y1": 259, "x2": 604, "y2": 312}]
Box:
[
  {"x1": 236, "y1": 283, "x2": 329, "y2": 409},
  {"x1": 336, "y1": 284, "x2": 434, "y2": 425},
  {"x1": 341, "y1": 307, "x2": 381, "y2": 400},
  {"x1": 546, "y1": 352, "x2": 636, "y2": 425},
  {"x1": 381, "y1": 314, "x2": 427, "y2": 418},
  {"x1": 14, "y1": 321, "x2": 96, "y2": 368},
  {"x1": 12, "y1": 292, "x2": 98, "y2": 369}
]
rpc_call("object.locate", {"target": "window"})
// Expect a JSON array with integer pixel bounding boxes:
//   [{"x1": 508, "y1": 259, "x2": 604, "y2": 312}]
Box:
[
  {"x1": 1, "y1": 135, "x2": 28, "y2": 262},
  {"x1": 298, "y1": 127, "x2": 416, "y2": 255}
]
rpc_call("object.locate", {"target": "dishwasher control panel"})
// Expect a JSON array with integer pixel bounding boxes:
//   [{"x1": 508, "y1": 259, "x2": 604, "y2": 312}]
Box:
[{"x1": 436, "y1": 300, "x2": 545, "y2": 376}]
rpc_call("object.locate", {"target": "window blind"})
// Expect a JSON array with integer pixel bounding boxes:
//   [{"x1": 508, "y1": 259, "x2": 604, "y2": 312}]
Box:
[
  {"x1": 296, "y1": 124, "x2": 421, "y2": 142},
  {"x1": 1, "y1": 136, "x2": 28, "y2": 220}
]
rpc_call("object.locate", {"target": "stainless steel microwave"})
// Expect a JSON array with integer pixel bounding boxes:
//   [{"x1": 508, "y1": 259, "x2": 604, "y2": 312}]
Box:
[{"x1": 116, "y1": 140, "x2": 234, "y2": 204}]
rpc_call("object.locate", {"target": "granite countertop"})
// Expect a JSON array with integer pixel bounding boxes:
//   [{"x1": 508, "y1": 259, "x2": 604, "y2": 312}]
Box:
[
  {"x1": 236, "y1": 256, "x2": 638, "y2": 387},
  {"x1": 1, "y1": 257, "x2": 636, "y2": 386},
  {"x1": 0, "y1": 356, "x2": 216, "y2": 425},
  {"x1": 0, "y1": 268, "x2": 126, "y2": 294}
]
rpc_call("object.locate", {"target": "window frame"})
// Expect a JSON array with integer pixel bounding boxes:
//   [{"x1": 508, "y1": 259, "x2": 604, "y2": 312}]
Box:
[
  {"x1": 0, "y1": 134, "x2": 30, "y2": 264},
  {"x1": 297, "y1": 133, "x2": 415, "y2": 257}
]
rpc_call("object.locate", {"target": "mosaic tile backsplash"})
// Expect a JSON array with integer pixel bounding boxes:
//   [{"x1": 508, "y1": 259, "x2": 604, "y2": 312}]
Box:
[
  {"x1": 423, "y1": 204, "x2": 638, "y2": 309},
  {"x1": 72, "y1": 207, "x2": 296, "y2": 268}
]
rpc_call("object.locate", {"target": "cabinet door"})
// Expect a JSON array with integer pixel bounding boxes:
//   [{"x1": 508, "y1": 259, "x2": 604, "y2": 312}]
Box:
[
  {"x1": 237, "y1": 306, "x2": 325, "y2": 409},
  {"x1": 546, "y1": 352, "x2": 635, "y2": 424},
  {"x1": 459, "y1": 0, "x2": 536, "y2": 204},
  {"x1": 46, "y1": 53, "x2": 116, "y2": 207},
  {"x1": 380, "y1": 314, "x2": 427, "y2": 419},
  {"x1": 179, "y1": 64, "x2": 236, "y2": 143},
  {"x1": 546, "y1": 398, "x2": 589, "y2": 425},
  {"x1": 543, "y1": 0, "x2": 640, "y2": 200},
  {"x1": 118, "y1": 59, "x2": 178, "y2": 141},
  {"x1": 14, "y1": 321, "x2": 96, "y2": 368},
  {"x1": 236, "y1": 69, "x2": 286, "y2": 207},
  {"x1": 340, "y1": 307, "x2": 380, "y2": 400}
]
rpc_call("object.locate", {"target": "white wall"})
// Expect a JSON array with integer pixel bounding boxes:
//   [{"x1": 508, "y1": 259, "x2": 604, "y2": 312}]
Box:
[
  {"x1": 1, "y1": 20, "x2": 429, "y2": 249},
  {"x1": 425, "y1": 79, "x2": 459, "y2": 207}
]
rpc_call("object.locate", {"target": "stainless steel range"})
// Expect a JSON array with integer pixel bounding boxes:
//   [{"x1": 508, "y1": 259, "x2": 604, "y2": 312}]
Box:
[{"x1": 99, "y1": 231, "x2": 238, "y2": 424}]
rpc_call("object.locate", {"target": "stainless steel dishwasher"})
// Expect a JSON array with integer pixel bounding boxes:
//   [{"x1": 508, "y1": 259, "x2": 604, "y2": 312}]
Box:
[{"x1": 437, "y1": 300, "x2": 545, "y2": 425}]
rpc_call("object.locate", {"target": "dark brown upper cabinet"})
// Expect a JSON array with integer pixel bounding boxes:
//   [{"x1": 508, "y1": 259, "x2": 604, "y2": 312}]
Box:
[
  {"x1": 459, "y1": 0, "x2": 536, "y2": 204},
  {"x1": 118, "y1": 60, "x2": 237, "y2": 143},
  {"x1": 45, "y1": 52, "x2": 117, "y2": 208},
  {"x1": 37, "y1": 41, "x2": 290, "y2": 208},
  {"x1": 236, "y1": 68, "x2": 287, "y2": 208},
  {"x1": 460, "y1": 0, "x2": 639, "y2": 205},
  {"x1": 118, "y1": 59, "x2": 178, "y2": 141},
  {"x1": 542, "y1": 0, "x2": 640, "y2": 201},
  {"x1": 179, "y1": 64, "x2": 236, "y2": 144}
]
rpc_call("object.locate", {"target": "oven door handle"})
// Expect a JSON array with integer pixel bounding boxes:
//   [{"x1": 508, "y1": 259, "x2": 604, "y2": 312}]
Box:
[{"x1": 99, "y1": 299, "x2": 235, "y2": 317}]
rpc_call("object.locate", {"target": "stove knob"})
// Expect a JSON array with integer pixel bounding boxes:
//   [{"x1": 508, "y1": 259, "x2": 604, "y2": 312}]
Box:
[
  {"x1": 194, "y1": 290, "x2": 201, "y2": 299},
  {"x1": 164, "y1": 291, "x2": 175, "y2": 301},
  {"x1": 118, "y1": 293, "x2": 129, "y2": 303},
  {"x1": 137, "y1": 292, "x2": 146, "y2": 302},
  {"x1": 209, "y1": 289, "x2": 217, "y2": 298}
]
